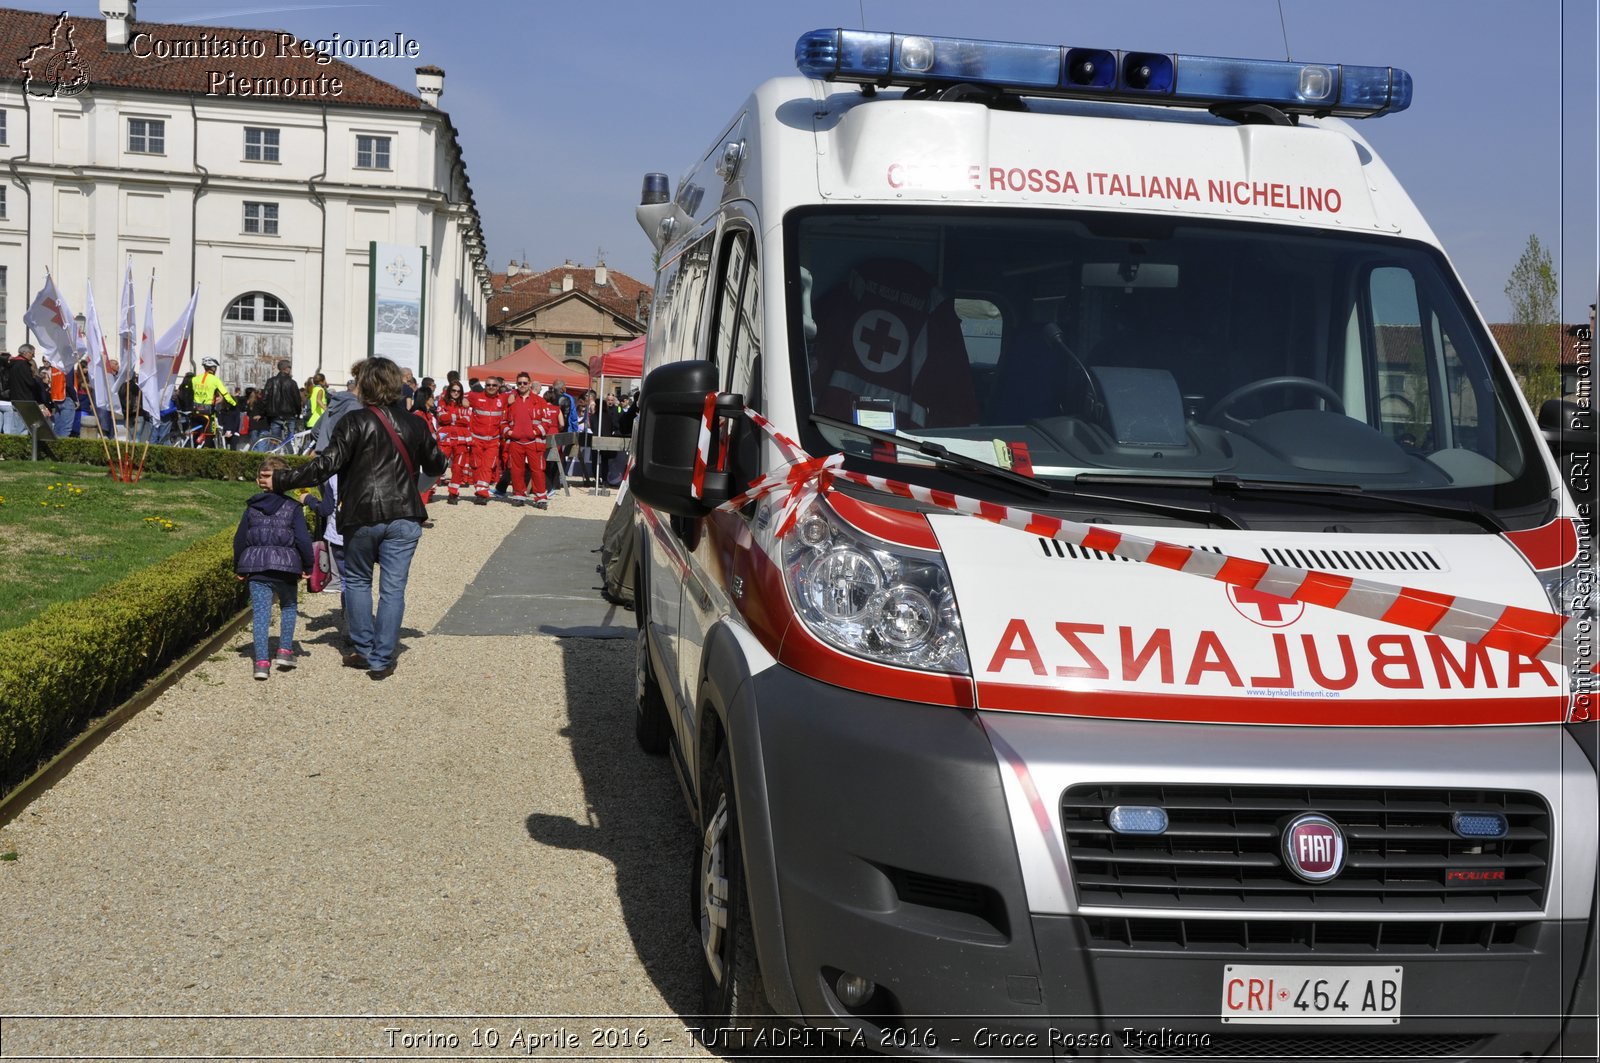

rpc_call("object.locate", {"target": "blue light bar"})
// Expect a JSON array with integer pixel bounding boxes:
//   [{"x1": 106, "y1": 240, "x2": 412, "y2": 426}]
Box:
[{"x1": 795, "y1": 28, "x2": 1412, "y2": 117}]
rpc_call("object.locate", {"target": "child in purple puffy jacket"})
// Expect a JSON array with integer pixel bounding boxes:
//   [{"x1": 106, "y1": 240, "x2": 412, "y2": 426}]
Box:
[{"x1": 233, "y1": 457, "x2": 314, "y2": 680}]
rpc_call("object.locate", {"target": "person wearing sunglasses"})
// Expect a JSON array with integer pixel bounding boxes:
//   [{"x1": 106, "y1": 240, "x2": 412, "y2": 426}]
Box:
[
  {"x1": 504, "y1": 375, "x2": 556, "y2": 508},
  {"x1": 434, "y1": 383, "x2": 472, "y2": 504},
  {"x1": 464, "y1": 376, "x2": 509, "y2": 504}
]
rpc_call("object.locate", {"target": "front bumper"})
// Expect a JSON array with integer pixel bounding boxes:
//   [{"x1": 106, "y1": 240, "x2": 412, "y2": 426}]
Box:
[{"x1": 736, "y1": 663, "x2": 1594, "y2": 1060}]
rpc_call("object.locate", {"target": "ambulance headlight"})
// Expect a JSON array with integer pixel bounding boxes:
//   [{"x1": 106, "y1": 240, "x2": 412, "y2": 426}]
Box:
[
  {"x1": 802, "y1": 548, "x2": 883, "y2": 621},
  {"x1": 785, "y1": 497, "x2": 969, "y2": 674}
]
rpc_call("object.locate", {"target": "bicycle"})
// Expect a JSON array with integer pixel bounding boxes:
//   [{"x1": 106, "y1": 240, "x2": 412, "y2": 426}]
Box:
[{"x1": 249, "y1": 427, "x2": 316, "y2": 456}]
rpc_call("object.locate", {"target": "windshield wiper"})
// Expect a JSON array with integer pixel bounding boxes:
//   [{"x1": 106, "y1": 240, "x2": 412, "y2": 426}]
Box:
[
  {"x1": 811, "y1": 414, "x2": 1245, "y2": 528},
  {"x1": 1211, "y1": 476, "x2": 1509, "y2": 533},
  {"x1": 810, "y1": 412, "x2": 1049, "y2": 497},
  {"x1": 1078, "y1": 472, "x2": 1508, "y2": 532}
]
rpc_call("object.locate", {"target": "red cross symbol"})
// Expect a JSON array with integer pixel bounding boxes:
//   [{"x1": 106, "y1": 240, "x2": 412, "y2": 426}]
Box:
[
  {"x1": 857, "y1": 314, "x2": 904, "y2": 370},
  {"x1": 857, "y1": 308, "x2": 908, "y2": 371},
  {"x1": 1227, "y1": 584, "x2": 1305, "y2": 627}
]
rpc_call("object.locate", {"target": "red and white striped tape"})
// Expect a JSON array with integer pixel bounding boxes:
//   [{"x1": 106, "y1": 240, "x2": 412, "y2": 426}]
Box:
[{"x1": 689, "y1": 397, "x2": 1580, "y2": 668}]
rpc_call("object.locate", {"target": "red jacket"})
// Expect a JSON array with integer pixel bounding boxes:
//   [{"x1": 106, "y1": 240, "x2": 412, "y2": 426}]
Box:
[
  {"x1": 434, "y1": 400, "x2": 471, "y2": 444},
  {"x1": 465, "y1": 390, "x2": 509, "y2": 441},
  {"x1": 505, "y1": 392, "x2": 553, "y2": 443}
]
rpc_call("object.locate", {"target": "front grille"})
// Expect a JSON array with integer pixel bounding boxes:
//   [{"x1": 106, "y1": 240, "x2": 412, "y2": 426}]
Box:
[
  {"x1": 1259, "y1": 546, "x2": 1445, "y2": 573},
  {"x1": 1062, "y1": 784, "x2": 1550, "y2": 912},
  {"x1": 1038, "y1": 539, "x2": 1224, "y2": 562},
  {"x1": 1129, "y1": 1032, "x2": 1487, "y2": 1059},
  {"x1": 1083, "y1": 916, "x2": 1534, "y2": 953}
]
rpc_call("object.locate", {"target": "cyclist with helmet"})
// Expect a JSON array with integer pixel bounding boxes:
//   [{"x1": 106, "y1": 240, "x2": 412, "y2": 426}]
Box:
[
  {"x1": 193, "y1": 358, "x2": 236, "y2": 409},
  {"x1": 191, "y1": 358, "x2": 237, "y2": 447}
]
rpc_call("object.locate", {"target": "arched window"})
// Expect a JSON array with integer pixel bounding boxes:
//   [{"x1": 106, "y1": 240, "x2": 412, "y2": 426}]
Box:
[{"x1": 224, "y1": 292, "x2": 292, "y2": 325}]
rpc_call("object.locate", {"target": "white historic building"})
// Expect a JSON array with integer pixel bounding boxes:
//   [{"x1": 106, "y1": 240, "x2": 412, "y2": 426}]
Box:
[{"x1": 0, "y1": 3, "x2": 490, "y2": 393}]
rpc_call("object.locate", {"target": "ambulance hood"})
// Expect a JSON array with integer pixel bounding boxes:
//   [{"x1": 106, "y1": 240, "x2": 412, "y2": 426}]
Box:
[{"x1": 930, "y1": 517, "x2": 1565, "y2": 726}]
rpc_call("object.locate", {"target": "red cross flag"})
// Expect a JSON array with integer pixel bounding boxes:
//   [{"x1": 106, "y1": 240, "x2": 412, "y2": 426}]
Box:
[{"x1": 22, "y1": 272, "x2": 78, "y2": 370}]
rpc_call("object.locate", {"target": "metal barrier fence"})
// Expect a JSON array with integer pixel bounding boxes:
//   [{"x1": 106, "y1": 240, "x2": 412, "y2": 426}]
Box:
[{"x1": 546, "y1": 432, "x2": 630, "y2": 496}]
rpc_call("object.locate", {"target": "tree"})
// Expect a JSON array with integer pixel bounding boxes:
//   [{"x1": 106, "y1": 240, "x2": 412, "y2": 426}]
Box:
[{"x1": 1503, "y1": 234, "x2": 1561, "y2": 406}]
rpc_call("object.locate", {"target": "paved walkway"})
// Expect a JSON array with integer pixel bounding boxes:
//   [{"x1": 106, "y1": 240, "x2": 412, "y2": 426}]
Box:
[{"x1": 0, "y1": 490, "x2": 715, "y2": 1059}]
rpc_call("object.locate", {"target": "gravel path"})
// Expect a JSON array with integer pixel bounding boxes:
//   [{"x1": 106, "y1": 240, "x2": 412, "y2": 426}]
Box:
[{"x1": 0, "y1": 488, "x2": 715, "y2": 1059}]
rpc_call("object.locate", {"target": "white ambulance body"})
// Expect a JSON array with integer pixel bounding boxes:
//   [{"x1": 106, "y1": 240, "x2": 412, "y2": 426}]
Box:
[{"x1": 627, "y1": 29, "x2": 1597, "y2": 1060}]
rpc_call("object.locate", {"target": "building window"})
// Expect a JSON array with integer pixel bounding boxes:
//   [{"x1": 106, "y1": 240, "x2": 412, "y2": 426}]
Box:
[
  {"x1": 244, "y1": 126, "x2": 280, "y2": 163},
  {"x1": 243, "y1": 201, "x2": 279, "y2": 236},
  {"x1": 355, "y1": 134, "x2": 391, "y2": 170},
  {"x1": 225, "y1": 292, "x2": 292, "y2": 324},
  {"x1": 127, "y1": 117, "x2": 165, "y2": 155},
  {"x1": 564, "y1": 340, "x2": 583, "y2": 358},
  {"x1": 0, "y1": 110, "x2": 7, "y2": 146},
  {"x1": 0, "y1": 186, "x2": 6, "y2": 220}
]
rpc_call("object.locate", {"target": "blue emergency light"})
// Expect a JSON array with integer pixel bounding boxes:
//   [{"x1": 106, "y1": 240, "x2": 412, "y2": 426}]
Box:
[{"x1": 795, "y1": 28, "x2": 1412, "y2": 118}]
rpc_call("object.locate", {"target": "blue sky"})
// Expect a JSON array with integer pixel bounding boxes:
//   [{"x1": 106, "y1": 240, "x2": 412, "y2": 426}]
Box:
[{"x1": 13, "y1": 0, "x2": 1599, "y2": 323}]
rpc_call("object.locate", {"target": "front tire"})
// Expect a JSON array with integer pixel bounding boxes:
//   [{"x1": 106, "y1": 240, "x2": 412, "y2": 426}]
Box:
[
  {"x1": 695, "y1": 749, "x2": 778, "y2": 1048},
  {"x1": 635, "y1": 618, "x2": 670, "y2": 756}
]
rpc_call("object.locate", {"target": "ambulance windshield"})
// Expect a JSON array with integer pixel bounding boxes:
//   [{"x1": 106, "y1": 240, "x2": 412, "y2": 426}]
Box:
[{"x1": 790, "y1": 208, "x2": 1553, "y2": 518}]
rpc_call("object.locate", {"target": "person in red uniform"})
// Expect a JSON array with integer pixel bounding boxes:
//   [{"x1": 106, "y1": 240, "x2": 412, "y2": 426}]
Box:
[
  {"x1": 503, "y1": 374, "x2": 553, "y2": 509},
  {"x1": 434, "y1": 381, "x2": 473, "y2": 504},
  {"x1": 464, "y1": 377, "x2": 510, "y2": 504}
]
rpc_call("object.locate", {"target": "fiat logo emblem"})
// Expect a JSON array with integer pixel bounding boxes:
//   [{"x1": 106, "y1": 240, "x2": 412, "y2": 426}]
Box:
[{"x1": 1282, "y1": 813, "x2": 1346, "y2": 883}]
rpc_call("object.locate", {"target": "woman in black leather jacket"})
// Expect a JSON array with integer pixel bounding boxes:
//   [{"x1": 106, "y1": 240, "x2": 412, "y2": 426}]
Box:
[{"x1": 261, "y1": 357, "x2": 446, "y2": 679}]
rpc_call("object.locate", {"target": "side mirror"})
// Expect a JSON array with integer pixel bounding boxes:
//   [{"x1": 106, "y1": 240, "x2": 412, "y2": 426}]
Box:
[{"x1": 629, "y1": 360, "x2": 745, "y2": 518}]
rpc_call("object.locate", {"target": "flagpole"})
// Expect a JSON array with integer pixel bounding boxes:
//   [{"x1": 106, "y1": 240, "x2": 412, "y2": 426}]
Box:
[
  {"x1": 74, "y1": 276, "x2": 115, "y2": 471},
  {"x1": 135, "y1": 271, "x2": 157, "y2": 480},
  {"x1": 97, "y1": 332, "x2": 129, "y2": 475}
]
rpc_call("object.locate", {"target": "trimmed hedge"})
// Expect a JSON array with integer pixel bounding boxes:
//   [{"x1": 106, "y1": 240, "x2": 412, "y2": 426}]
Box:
[
  {"x1": 0, "y1": 525, "x2": 246, "y2": 793},
  {"x1": 0, "y1": 435, "x2": 310, "y2": 480}
]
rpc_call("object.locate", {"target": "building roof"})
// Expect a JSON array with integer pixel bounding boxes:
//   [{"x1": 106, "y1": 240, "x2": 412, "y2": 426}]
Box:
[
  {"x1": 488, "y1": 263, "x2": 652, "y2": 330},
  {"x1": 0, "y1": 7, "x2": 424, "y2": 110},
  {"x1": 1375, "y1": 322, "x2": 1589, "y2": 369},
  {"x1": 1486, "y1": 323, "x2": 1590, "y2": 368}
]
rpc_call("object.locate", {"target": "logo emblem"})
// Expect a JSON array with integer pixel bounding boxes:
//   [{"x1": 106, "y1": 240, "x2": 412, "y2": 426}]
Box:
[
  {"x1": 1282, "y1": 813, "x2": 1345, "y2": 883},
  {"x1": 385, "y1": 255, "x2": 414, "y2": 286},
  {"x1": 1227, "y1": 584, "x2": 1305, "y2": 628},
  {"x1": 21, "y1": 12, "x2": 89, "y2": 98},
  {"x1": 852, "y1": 310, "x2": 910, "y2": 374}
]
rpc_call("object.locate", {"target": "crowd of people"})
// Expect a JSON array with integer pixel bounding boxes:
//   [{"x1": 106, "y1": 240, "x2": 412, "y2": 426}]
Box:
[
  {"x1": 3, "y1": 345, "x2": 641, "y2": 480},
  {"x1": 1, "y1": 344, "x2": 82, "y2": 438},
  {"x1": 230, "y1": 356, "x2": 639, "y2": 682}
]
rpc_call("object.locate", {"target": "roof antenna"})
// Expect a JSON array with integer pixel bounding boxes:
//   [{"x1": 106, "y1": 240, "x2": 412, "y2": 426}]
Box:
[
  {"x1": 859, "y1": 0, "x2": 867, "y2": 30},
  {"x1": 1275, "y1": 0, "x2": 1292, "y2": 60}
]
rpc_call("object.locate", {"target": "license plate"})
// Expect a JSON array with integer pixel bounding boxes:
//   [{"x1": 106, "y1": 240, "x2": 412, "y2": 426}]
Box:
[{"x1": 1221, "y1": 965, "x2": 1402, "y2": 1025}]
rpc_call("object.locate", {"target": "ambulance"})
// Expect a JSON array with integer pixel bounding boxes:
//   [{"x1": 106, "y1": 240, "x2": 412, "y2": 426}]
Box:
[{"x1": 625, "y1": 27, "x2": 1597, "y2": 1060}]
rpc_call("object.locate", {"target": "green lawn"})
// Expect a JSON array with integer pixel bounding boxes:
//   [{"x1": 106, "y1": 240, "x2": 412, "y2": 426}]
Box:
[{"x1": 0, "y1": 463, "x2": 262, "y2": 634}]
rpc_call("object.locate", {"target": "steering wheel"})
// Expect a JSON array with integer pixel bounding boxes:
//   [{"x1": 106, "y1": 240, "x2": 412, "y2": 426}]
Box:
[
  {"x1": 1204, "y1": 376, "x2": 1345, "y2": 426},
  {"x1": 1043, "y1": 323, "x2": 1103, "y2": 421}
]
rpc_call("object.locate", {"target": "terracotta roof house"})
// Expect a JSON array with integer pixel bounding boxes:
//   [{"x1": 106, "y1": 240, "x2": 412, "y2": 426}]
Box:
[
  {"x1": 0, "y1": 3, "x2": 491, "y2": 390},
  {"x1": 487, "y1": 260, "x2": 651, "y2": 374}
]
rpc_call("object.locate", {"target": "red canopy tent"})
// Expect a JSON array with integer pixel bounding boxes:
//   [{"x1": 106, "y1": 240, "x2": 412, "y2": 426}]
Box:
[
  {"x1": 589, "y1": 336, "x2": 645, "y2": 382},
  {"x1": 469, "y1": 341, "x2": 588, "y2": 389}
]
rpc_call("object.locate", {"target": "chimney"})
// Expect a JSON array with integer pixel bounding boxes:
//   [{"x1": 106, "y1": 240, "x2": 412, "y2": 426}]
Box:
[
  {"x1": 100, "y1": 0, "x2": 136, "y2": 51},
  {"x1": 595, "y1": 264, "x2": 608, "y2": 286},
  {"x1": 562, "y1": 274, "x2": 574, "y2": 292},
  {"x1": 415, "y1": 65, "x2": 445, "y2": 107}
]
